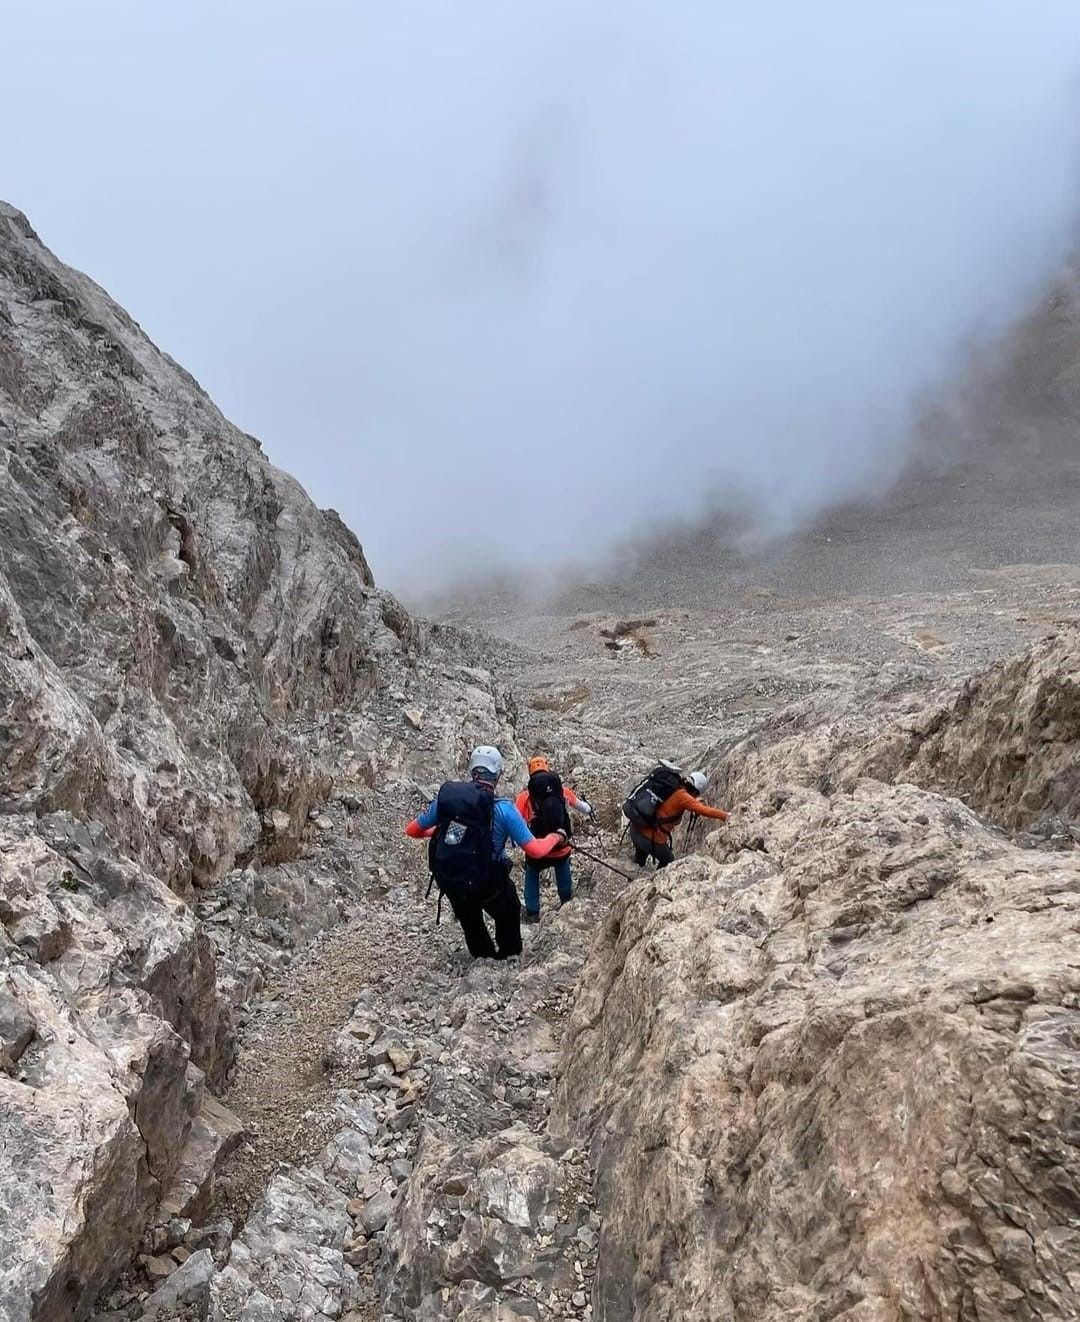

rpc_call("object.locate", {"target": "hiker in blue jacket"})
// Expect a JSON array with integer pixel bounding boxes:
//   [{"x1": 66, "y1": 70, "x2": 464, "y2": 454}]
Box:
[{"x1": 405, "y1": 745, "x2": 566, "y2": 959}]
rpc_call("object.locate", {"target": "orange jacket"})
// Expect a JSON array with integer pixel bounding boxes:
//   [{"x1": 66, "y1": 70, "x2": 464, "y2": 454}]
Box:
[
  {"x1": 636, "y1": 786, "x2": 728, "y2": 845},
  {"x1": 515, "y1": 787, "x2": 581, "y2": 860}
]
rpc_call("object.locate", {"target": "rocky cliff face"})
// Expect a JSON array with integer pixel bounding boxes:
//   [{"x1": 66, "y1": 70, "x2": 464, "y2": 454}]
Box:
[
  {"x1": 6, "y1": 195, "x2": 1080, "y2": 1322},
  {"x1": 0, "y1": 200, "x2": 416, "y2": 894},
  {"x1": 0, "y1": 201, "x2": 421, "y2": 1320},
  {"x1": 855, "y1": 626, "x2": 1080, "y2": 835},
  {"x1": 555, "y1": 626, "x2": 1080, "y2": 1321}
]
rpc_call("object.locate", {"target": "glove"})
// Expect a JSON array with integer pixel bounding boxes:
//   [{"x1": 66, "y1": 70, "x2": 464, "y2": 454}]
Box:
[
  {"x1": 555, "y1": 829, "x2": 569, "y2": 842},
  {"x1": 575, "y1": 799, "x2": 592, "y2": 816},
  {"x1": 405, "y1": 820, "x2": 437, "y2": 839}
]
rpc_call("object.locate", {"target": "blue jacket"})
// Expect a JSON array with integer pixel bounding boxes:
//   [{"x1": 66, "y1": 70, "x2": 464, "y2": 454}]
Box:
[{"x1": 415, "y1": 794, "x2": 536, "y2": 859}]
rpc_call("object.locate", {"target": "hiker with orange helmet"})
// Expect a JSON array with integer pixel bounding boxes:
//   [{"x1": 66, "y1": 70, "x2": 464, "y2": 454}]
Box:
[{"x1": 514, "y1": 756, "x2": 592, "y2": 923}]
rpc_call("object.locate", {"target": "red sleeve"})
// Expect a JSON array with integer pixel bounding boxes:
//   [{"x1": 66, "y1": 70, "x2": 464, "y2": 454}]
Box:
[
  {"x1": 523, "y1": 833, "x2": 563, "y2": 859},
  {"x1": 405, "y1": 820, "x2": 436, "y2": 839},
  {"x1": 686, "y1": 798, "x2": 729, "y2": 822},
  {"x1": 563, "y1": 789, "x2": 579, "y2": 807},
  {"x1": 514, "y1": 790, "x2": 531, "y2": 821}
]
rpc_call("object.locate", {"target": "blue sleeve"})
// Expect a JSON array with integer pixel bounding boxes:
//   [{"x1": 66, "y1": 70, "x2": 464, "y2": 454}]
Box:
[
  {"x1": 498, "y1": 801, "x2": 535, "y2": 848},
  {"x1": 416, "y1": 800, "x2": 438, "y2": 830}
]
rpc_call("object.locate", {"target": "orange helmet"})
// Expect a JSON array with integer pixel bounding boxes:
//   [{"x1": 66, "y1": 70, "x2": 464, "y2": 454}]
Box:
[{"x1": 527, "y1": 756, "x2": 550, "y2": 775}]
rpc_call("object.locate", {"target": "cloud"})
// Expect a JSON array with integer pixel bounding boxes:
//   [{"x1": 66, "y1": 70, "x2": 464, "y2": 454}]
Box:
[
  {"x1": 5, "y1": 1, "x2": 1080, "y2": 592},
  {"x1": 337, "y1": 0, "x2": 1080, "y2": 589}
]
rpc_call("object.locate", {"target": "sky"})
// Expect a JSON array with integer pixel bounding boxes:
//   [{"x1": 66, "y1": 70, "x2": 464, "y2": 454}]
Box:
[{"x1": 4, "y1": 1, "x2": 1080, "y2": 592}]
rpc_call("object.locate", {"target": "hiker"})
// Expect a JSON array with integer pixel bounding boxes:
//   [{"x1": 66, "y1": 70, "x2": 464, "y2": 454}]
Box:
[
  {"x1": 514, "y1": 756, "x2": 593, "y2": 923},
  {"x1": 404, "y1": 745, "x2": 568, "y2": 960},
  {"x1": 622, "y1": 762, "x2": 729, "y2": 868}
]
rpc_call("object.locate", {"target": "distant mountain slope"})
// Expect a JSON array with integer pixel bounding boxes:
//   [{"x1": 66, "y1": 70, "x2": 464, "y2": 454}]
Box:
[{"x1": 506, "y1": 267, "x2": 1080, "y2": 616}]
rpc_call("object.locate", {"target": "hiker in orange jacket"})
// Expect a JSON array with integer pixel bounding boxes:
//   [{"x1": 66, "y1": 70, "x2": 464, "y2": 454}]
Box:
[
  {"x1": 630, "y1": 770, "x2": 728, "y2": 868},
  {"x1": 514, "y1": 757, "x2": 592, "y2": 921}
]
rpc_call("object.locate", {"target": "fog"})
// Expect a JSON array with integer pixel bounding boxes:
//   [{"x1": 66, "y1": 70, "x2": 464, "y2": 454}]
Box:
[{"x1": 5, "y1": 2, "x2": 1080, "y2": 592}]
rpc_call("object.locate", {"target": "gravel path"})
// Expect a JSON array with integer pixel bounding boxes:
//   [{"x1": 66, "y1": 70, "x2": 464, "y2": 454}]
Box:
[{"x1": 159, "y1": 563, "x2": 1080, "y2": 1320}]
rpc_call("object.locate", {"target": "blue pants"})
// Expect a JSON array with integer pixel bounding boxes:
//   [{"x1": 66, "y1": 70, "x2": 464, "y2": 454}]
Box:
[{"x1": 523, "y1": 857, "x2": 573, "y2": 915}]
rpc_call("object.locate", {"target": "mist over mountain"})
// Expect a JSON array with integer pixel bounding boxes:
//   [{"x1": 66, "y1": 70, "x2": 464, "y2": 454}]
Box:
[{"x1": 5, "y1": 1, "x2": 1080, "y2": 593}]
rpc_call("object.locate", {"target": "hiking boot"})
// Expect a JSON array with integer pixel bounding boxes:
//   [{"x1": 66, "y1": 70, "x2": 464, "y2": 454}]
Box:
[
  {"x1": 523, "y1": 912, "x2": 540, "y2": 925},
  {"x1": 558, "y1": 895, "x2": 573, "y2": 907}
]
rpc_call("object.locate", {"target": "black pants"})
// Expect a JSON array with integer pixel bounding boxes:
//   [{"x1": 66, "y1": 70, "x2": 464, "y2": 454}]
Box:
[
  {"x1": 446, "y1": 865, "x2": 522, "y2": 959},
  {"x1": 630, "y1": 826, "x2": 675, "y2": 869}
]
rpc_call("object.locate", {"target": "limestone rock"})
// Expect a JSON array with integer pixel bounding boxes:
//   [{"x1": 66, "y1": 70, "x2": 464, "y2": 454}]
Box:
[
  {"x1": 860, "y1": 623, "x2": 1080, "y2": 833},
  {"x1": 362, "y1": 1189, "x2": 393, "y2": 1235},
  {"x1": 0, "y1": 989, "x2": 34, "y2": 1070},
  {"x1": 140, "y1": 1248, "x2": 215, "y2": 1318},
  {"x1": 0, "y1": 199, "x2": 416, "y2": 894},
  {"x1": 0, "y1": 816, "x2": 227, "y2": 1320},
  {"x1": 557, "y1": 670, "x2": 1080, "y2": 1318},
  {"x1": 321, "y1": 1128, "x2": 374, "y2": 1186},
  {"x1": 721, "y1": 626, "x2": 1080, "y2": 842},
  {"x1": 208, "y1": 1166, "x2": 356, "y2": 1320},
  {"x1": 383, "y1": 1129, "x2": 559, "y2": 1309},
  {"x1": 156, "y1": 1090, "x2": 245, "y2": 1225},
  {"x1": 140, "y1": 1254, "x2": 177, "y2": 1280}
]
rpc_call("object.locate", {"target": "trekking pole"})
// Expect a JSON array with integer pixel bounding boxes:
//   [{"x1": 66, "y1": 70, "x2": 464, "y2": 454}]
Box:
[
  {"x1": 425, "y1": 874, "x2": 443, "y2": 924},
  {"x1": 570, "y1": 844, "x2": 635, "y2": 883}
]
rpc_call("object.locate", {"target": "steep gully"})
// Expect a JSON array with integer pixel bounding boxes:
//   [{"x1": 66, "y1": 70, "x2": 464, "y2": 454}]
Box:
[
  {"x1": 97, "y1": 584, "x2": 1080, "y2": 1321},
  {"x1": 0, "y1": 193, "x2": 642, "y2": 1322},
  {"x1": 3, "y1": 198, "x2": 1080, "y2": 1320}
]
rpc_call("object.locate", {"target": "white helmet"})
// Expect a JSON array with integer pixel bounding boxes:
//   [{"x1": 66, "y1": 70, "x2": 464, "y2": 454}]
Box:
[
  {"x1": 688, "y1": 770, "x2": 708, "y2": 793},
  {"x1": 468, "y1": 745, "x2": 504, "y2": 779}
]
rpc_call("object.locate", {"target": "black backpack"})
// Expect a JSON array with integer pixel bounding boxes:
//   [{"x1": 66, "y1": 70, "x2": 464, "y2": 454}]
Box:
[
  {"x1": 622, "y1": 763, "x2": 684, "y2": 829},
  {"x1": 428, "y1": 780, "x2": 496, "y2": 895},
  {"x1": 528, "y1": 770, "x2": 572, "y2": 839}
]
